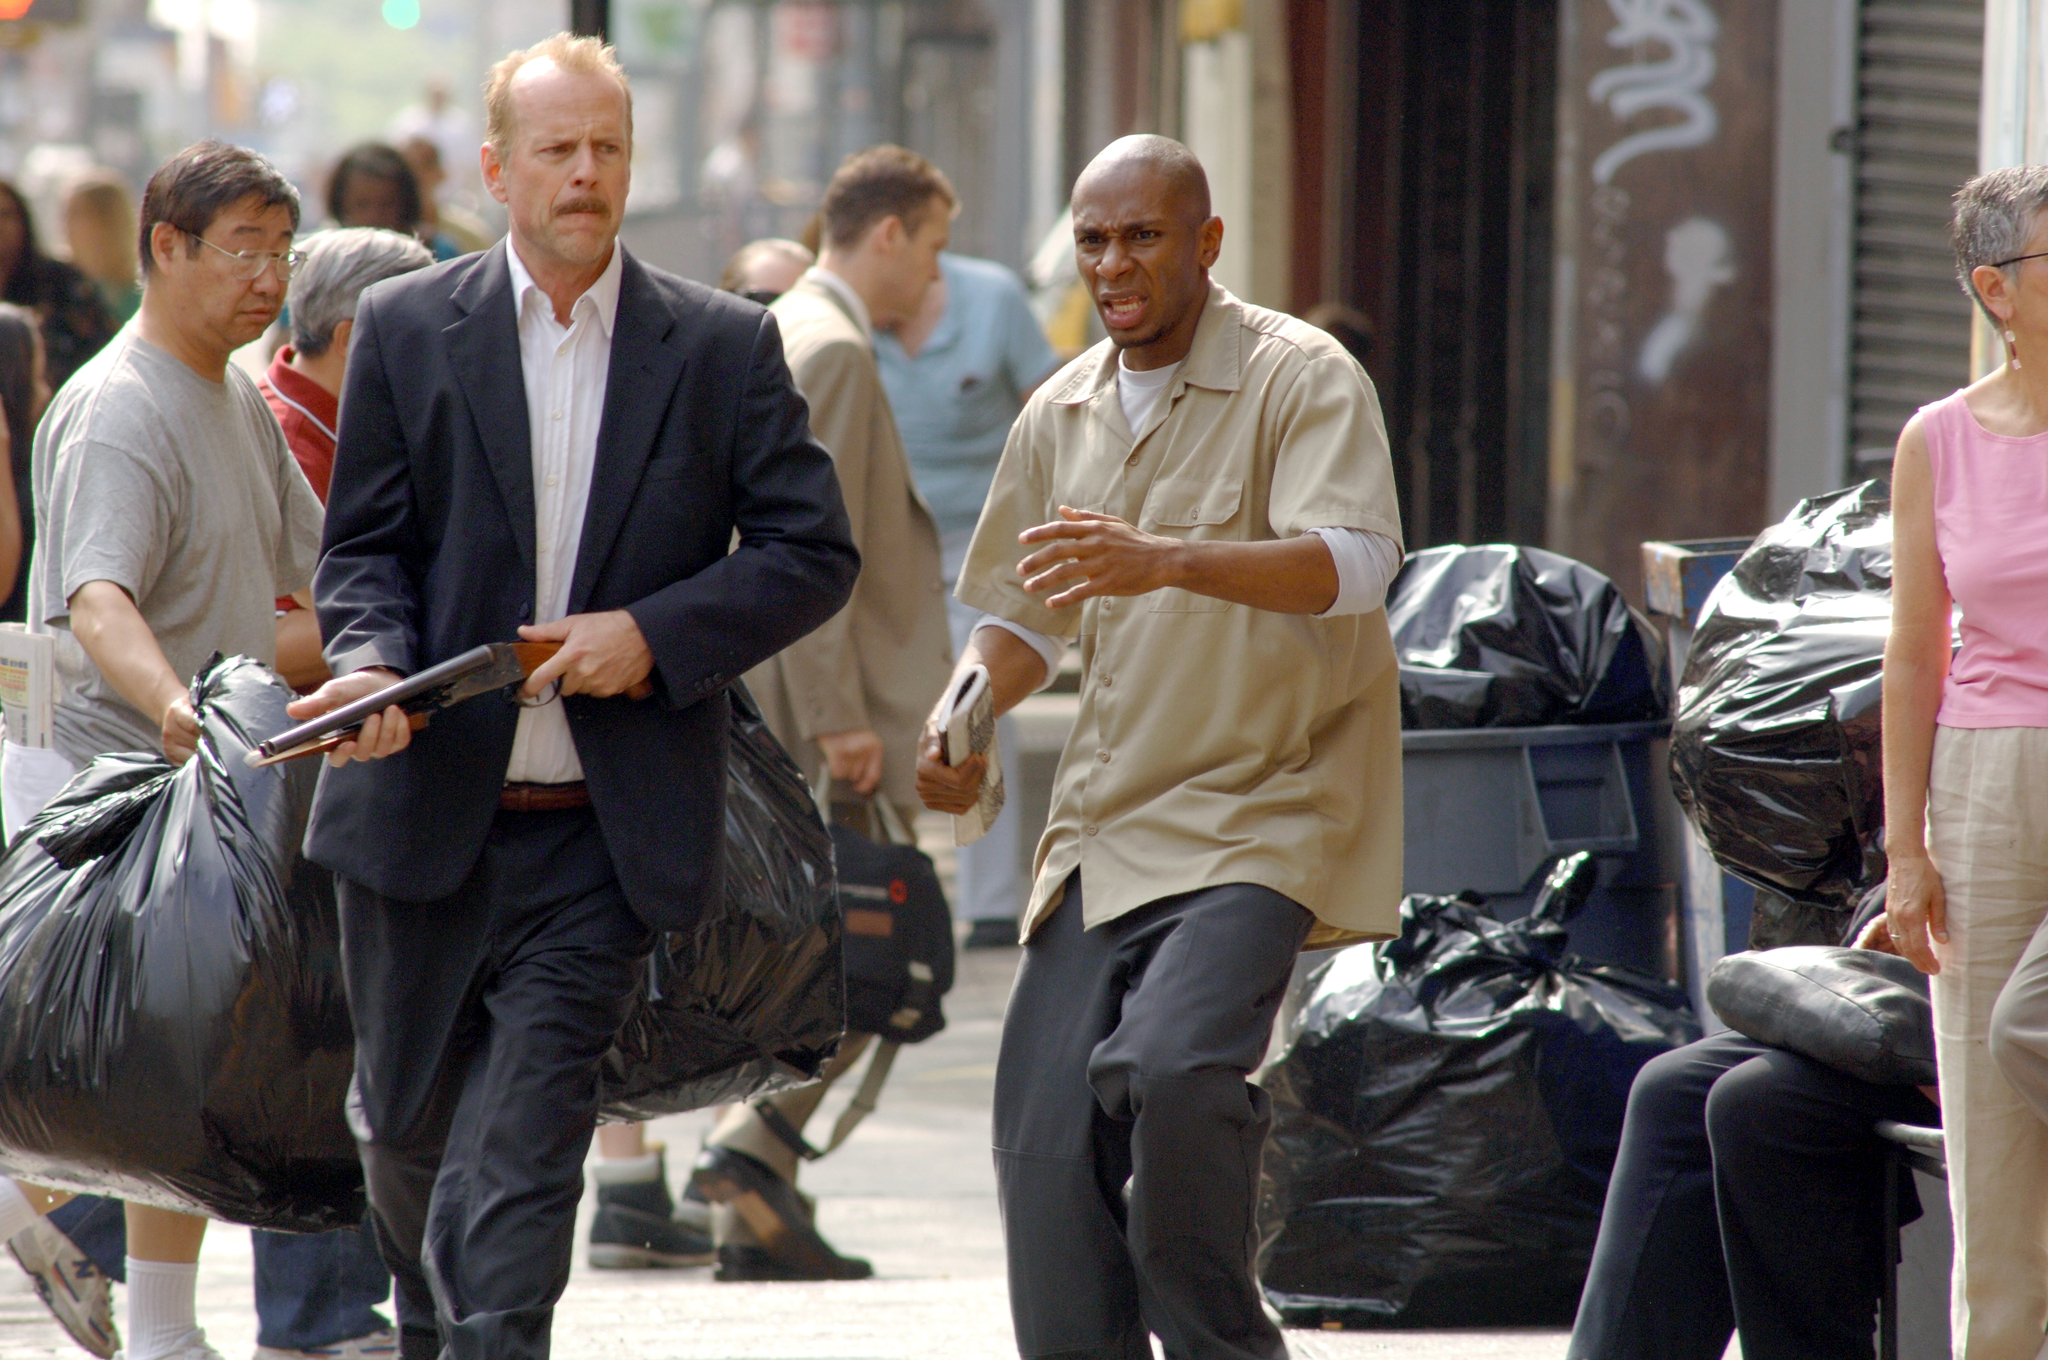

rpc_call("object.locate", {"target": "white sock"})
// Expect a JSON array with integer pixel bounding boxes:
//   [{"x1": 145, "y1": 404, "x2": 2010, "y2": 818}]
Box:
[
  {"x1": 590, "y1": 1151, "x2": 662, "y2": 1185},
  {"x1": 0, "y1": 1179, "x2": 40, "y2": 1242},
  {"x1": 124, "y1": 1258, "x2": 204, "y2": 1360}
]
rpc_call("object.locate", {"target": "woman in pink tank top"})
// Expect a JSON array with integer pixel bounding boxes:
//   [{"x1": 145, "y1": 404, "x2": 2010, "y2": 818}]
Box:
[{"x1": 1887, "y1": 166, "x2": 2048, "y2": 1359}]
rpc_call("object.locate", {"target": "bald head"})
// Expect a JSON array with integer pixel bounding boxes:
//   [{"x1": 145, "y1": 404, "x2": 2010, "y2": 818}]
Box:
[
  {"x1": 1070, "y1": 136, "x2": 1222, "y2": 368},
  {"x1": 1074, "y1": 135, "x2": 1211, "y2": 224}
]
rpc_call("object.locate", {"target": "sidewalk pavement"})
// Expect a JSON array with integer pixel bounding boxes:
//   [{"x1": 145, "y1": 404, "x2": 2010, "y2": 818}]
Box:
[{"x1": 0, "y1": 815, "x2": 1579, "y2": 1360}]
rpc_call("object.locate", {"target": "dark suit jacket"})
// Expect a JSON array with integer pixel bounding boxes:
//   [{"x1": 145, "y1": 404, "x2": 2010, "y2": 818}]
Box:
[{"x1": 304, "y1": 241, "x2": 858, "y2": 933}]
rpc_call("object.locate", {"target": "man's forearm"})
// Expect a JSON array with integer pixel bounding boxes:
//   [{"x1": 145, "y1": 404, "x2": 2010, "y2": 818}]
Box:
[
  {"x1": 1168, "y1": 534, "x2": 1338, "y2": 614},
  {"x1": 69, "y1": 581, "x2": 184, "y2": 723},
  {"x1": 949, "y1": 626, "x2": 1047, "y2": 721}
]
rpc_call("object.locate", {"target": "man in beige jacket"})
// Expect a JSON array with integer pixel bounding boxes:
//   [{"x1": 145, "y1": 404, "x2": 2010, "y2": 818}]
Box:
[
  {"x1": 694, "y1": 146, "x2": 955, "y2": 1283},
  {"x1": 742, "y1": 146, "x2": 953, "y2": 820}
]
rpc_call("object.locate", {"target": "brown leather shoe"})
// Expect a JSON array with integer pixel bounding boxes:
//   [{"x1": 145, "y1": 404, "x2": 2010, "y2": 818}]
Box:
[{"x1": 690, "y1": 1145, "x2": 873, "y2": 1281}]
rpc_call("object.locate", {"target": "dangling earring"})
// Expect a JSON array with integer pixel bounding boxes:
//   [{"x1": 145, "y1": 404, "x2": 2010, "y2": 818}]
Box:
[{"x1": 2008, "y1": 328, "x2": 2024, "y2": 371}]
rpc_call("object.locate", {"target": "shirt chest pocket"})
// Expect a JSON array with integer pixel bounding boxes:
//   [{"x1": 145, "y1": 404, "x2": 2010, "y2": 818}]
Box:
[{"x1": 1138, "y1": 475, "x2": 1244, "y2": 613}]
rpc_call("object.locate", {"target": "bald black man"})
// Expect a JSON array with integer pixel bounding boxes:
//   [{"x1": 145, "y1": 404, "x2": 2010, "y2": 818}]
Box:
[{"x1": 918, "y1": 136, "x2": 1406, "y2": 1360}]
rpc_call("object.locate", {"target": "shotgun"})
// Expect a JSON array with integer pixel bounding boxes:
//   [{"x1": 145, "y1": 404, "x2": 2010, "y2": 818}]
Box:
[{"x1": 244, "y1": 640, "x2": 652, "y2": 768}]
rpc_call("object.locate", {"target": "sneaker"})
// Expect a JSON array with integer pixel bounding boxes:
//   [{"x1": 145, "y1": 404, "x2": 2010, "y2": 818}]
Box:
[
  {"x1": 9, "y1": 1215, "x2": 118, "y2": 1358},
  {"x1": 673, "y1": 1180, "x2": 711, "y2": 1237},
  {"x1": 253, "y1": 1329, "x2": 399, "y2": 1360},
  {"x1": 113, "y1": 1341, "x2": 226, "y2": 1360},
  {"x1": 962, "y1": 919, "x2": 1018, "y2": 950},
  {"x1": 588, "y1": 1150, "x2": 713, "y2": 1269}
]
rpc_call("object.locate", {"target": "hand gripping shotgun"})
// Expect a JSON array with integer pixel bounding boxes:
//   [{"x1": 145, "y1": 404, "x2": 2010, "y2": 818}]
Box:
[{"x1": 244, "y1": 641, "x2": 653, "y2": 768}]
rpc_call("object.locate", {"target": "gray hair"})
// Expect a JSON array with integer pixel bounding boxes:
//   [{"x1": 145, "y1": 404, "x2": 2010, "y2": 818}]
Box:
[
  {"x1": 1953, "y1": 166, "x2": 2048, "y2": 321},
  {"x1": 290, "y1": 227, "x2": 434, "y2": 357}
]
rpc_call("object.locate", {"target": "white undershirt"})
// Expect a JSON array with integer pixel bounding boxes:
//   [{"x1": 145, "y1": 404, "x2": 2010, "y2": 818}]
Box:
[
  {"x1": 1117, "y1": 355, "x2": 1181, "y2": 435},
  {"x1": 502, "y1": 240, "x2": 624, "y2": 784}
]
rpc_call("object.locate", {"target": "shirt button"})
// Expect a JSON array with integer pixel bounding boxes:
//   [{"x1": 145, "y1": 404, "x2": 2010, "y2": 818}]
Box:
[
  {"x1": 1100, "y1": 674, "x2": 1113, "y2": 688},
  {"x1": 1096, "y1": 750, "x2": 1111, "y2": 764},
  {"x1": 538, "y1": 543, "x2": 551, "y2": 554},
  {"x1": 546, "y1": 474, "x2": 559, "y2": 487},
  {"x1": 1084, "y1": 824, "x2": 1098, "y2": 836},
  {"x1": 1126, "y1": 453, "x2": 1139, "y2": 467},
  {"x1": 552, "y1": 410, "x2": 564, "y2": 421}
]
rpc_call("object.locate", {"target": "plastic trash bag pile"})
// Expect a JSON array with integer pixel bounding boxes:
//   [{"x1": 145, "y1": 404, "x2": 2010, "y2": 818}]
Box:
[
  {"x1": 1388, "y1": 544, "x2": 1667, "y2": 729},
  {"x1": 0, "y1": 656, "x2": 842, "y2": 1229},
  {"x1": 1670, "y1": 481, "x2": 1891, "y2": 947},
  {"x1": 1256, "y1": 856, "x2": 1698, "y2": 1327}
]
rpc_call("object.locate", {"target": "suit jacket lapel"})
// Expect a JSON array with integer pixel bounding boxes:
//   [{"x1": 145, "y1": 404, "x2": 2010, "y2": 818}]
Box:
[
  {"x1": 570, "y1": 249, "x2": 688, "y2": 613},
  {"x1": 445, "y1": 242, "x2": 536, "y2": 579}
]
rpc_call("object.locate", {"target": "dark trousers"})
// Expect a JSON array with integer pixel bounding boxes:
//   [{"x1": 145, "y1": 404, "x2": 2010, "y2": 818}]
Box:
[
  {"x1": 338, "y1": 806, "x2": 652, "y2": 1360},
  {"x1": 46, "y1": 1199, "x2": 391, "y2": 1351},
  {"x1": 1568, "y1": 1030, "x2": 1941, "y2": 1360},
  {"x1": 993, "y1": 874, "x2": 1312, "y2": 1360}
]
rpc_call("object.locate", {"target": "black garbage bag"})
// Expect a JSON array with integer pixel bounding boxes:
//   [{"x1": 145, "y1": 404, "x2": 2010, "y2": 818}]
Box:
[
  {"x1": 0, "y1": 657, "x2": 359, "y2": 1230},
  {"x1": 1387, "y1": 544, "x2": 1667, "y2": 729},
  {"x1": 1670, "y1": 481, "x2": 1891, "y2": 944},
  {"x1": 0, "y1": 658, "x2": 842, "y2": 1228},
  {"x1": 598, "y1": 681, "x2": 843, "y2": 1117},
  {"x1": 1256, "y1": 855, "x2": 1699, "y2": 1328}
]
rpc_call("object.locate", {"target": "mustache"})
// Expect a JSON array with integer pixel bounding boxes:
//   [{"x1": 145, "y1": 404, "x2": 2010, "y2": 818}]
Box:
[{"x1": 554, "y1": 198, "x2": 612, "y2": 218}]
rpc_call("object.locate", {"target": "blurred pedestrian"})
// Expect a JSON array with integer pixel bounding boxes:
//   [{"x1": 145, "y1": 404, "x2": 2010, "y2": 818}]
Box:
[
  {"x1": 580, "y1": 231, "x2": 823, "y2": 1267},
  {"x1": 717, "y1": 237, "x2": 811, "y2": 303},
  {"x1": 248, "y1": 226, "x2": 433, "y2": 1359},
  {"x1": 0, "y1": 139, "x2": 323, "y2": 1360},
  {"x1": 285, "y1": 33, "x2": 855, "y2": 1357},
  {"x1": 394, "y1": 137, "x2": 492, "y2": 257},
  {"x1": 710, "y1": 145, "x2": 955, "y2": 1283},
  {"x1": 62, "y1": 171, "x2": 141, "y2": 321},
  {"x1": 325, "y1": 145, "x2": 424, "y2": 239},
  {"x1": 1885, "y1": 163, "x2": 2048, "y2": 1359},
  {"x1": 0, "y1": 304, "x2": 48, "y2": 624},
  {"x1": 0, "y1": 180, "x2": 118, "y2": 390},
  {"x1": 917, "y1": 135, "x2": 1405, "y2": 1360},
  {"x1": 265, "y1": 227, "x2": 433, "y2": 687},
  {"x1": 876, "y1": 251, "x2": 1059, "y2": 948},
  {"x1": 387, "y1": 79, "x2": 478, "y2": 203}
]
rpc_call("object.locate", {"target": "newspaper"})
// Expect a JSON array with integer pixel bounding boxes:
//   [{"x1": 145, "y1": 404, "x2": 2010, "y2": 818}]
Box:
[
  {"x1": 0, "y1": 625, "x2": 53, "y2": 749},
  {"x1": 942, "y1": 664, "x2": 1005, "y2": 846}
]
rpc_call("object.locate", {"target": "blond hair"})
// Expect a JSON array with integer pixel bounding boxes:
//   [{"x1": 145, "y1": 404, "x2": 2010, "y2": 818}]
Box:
[
  {"x1": 483, "y1": 32, "x2": 632, "y2": 154},
  {"x1": 64, "y1": 170, "x2": 140, "y2": 287}
]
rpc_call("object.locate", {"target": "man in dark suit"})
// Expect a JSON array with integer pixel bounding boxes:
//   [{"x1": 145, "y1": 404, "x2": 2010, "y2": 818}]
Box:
[{"x1": 284, "y1": 33, "x2": 858, "y2": 1360}]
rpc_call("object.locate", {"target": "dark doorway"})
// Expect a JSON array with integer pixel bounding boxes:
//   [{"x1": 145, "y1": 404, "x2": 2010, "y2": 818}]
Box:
[{"x1": 1342, "y1": 0, "x2": 1557, "y2": 550}]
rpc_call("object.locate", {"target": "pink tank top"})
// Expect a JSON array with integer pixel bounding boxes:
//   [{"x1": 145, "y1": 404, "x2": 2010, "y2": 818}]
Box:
[{"x1": 1926, "y1": 389, "x2": 2048, "y2": 727}]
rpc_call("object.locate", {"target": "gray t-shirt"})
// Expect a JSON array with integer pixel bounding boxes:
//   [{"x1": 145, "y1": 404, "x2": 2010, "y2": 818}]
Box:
[{"x1": 28, "y1": 328, "x2": 324, "y2": 763}]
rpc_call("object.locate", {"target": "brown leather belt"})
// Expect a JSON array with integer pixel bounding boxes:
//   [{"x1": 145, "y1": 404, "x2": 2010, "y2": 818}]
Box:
[{"x1": 499, "y1": 781, "x2": 590, "y2": 812}]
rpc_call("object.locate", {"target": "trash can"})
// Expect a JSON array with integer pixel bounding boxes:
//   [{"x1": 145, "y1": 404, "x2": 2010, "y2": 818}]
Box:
[
  {"x1": 1401, "y1": 719, "x2": 1680, "y2": 978},
  {"x1": 1643, "y1": 535, "x2": 1759, "y2": 1022}
]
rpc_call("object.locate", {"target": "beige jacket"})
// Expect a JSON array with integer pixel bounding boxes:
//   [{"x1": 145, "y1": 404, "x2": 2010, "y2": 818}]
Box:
[
  {"x1": 744, "y1": 274, "x2": 952, "y2": 810},
  {"x1": 959, "y1": 283, "x2": 1406, "y2": 948}
]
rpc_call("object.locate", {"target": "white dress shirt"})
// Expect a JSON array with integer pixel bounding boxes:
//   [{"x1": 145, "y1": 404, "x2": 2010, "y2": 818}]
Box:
[{"x1": 503, "y1": 240, "x2": 624, "y2": 784}]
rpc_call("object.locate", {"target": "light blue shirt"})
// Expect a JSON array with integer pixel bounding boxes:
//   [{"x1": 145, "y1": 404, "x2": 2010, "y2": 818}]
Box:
[{"x1": 875, "y1": 254, "x2": 1061, "y2": 539}]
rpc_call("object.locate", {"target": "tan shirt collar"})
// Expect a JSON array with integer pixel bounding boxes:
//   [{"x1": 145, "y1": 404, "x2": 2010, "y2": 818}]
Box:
[{"x1": 1052, "y1": 279, "x2": 1243, "y2": 407}]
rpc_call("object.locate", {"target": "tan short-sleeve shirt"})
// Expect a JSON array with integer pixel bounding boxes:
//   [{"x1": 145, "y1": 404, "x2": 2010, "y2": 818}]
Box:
[{"x1": 957, "y1": 283, "x2": 1406, "y2": 948}]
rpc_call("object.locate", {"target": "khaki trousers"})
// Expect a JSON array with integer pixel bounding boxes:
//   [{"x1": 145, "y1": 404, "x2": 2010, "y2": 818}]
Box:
[{"x1": 1928, "y1": 725, "x2": 2048, "y2": 1360}]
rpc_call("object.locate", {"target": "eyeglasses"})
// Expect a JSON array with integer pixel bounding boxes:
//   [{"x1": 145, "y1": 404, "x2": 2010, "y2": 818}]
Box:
[
  {"x1": 187, "y1": 231, "x2": 302, "y2": 282},
  {"x1": 1993, "y1": 251, "x2": 2048, "y2": 269}
]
